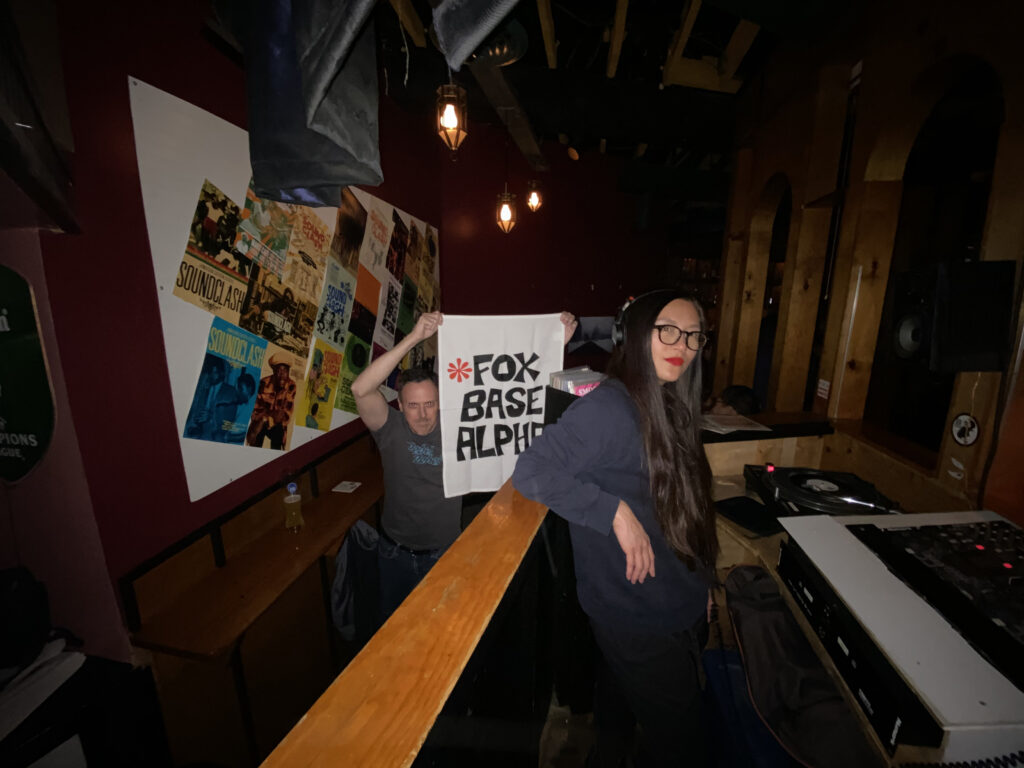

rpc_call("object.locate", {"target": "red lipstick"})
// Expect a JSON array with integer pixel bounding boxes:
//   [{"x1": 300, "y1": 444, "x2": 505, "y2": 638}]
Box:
[{"x1": 665, "y1": 357, "x2": 684, "y2": 366}]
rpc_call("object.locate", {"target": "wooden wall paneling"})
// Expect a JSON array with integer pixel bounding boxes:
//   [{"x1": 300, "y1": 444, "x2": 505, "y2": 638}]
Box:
[
  {"x1": 764, "y1": 202, "x2": 802, "y2": 409},
  {"x1": 985, "y1": 356, "x2": 1024, "y2": 522},
  {"x1": 769, "y1": 66, "x2": 850, "y2": 411},
  {"x1": 311, "y1": 433, "x2": 376, "y2": 500},
  {"x1": 827, "y1": 180, "x2": 903, "y2": 420},
  {"x1": 813, "y1": 179, "x2": 864, "y2": 415},
  {"x1": 714, "y1": 147, "x2": 754, "y2": 389},
  {"x1": 133, "y1": 536, "x2": 216, "y2": 626},
  {"x1": 715, "y1": 518, "x2": 767, "y2": 572},
  {"x1": 820, "y1": 430, "x2": 972, "y2": 513},
  {"x1": 972, "y1": 112, "x2": 1024, "y2": 512},
  {"x1": 979, "y1": 111, "x2": 1024, "y2": 268},
  {"x1": 151, "y1": 651, "x2": 248, "y2": 767},
  {"x1": 730, "y1": 227, "x2": 769, "y2": 386},
  {"x1": 222, "y1": 493, "x2": 294, "y2": 561},
  {"x1": 147, "y1": 564, "x2": 336, "y2": 767},
  {"x1": 221, "y1": 471, "x2": 316, "y2": 560},
  {"x1": 704, "y1": 436, "x2": 824, "y2": 477},
  {"x1": 243, "y1": 564, "x2": 336, "y2": 758},
  {"x1": 770, "y1": 207, "x2": 829, "y2": 411},
  {"x1": 803, "y1": 66, "x2": 851, "y2": 203},
  {"x1": 937, "y1": 372, "x2": 1001, "y2": 502}
]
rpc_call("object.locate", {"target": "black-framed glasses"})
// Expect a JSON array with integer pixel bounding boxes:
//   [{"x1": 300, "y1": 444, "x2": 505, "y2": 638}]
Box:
[{"x1": 653, "y1": 324, "x2": 709, "y2": 351}]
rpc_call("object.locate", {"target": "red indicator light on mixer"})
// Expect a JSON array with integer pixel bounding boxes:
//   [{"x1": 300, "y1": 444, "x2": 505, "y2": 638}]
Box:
[
  {"x1": 976, "y1": 544, "x2": 985, "y2": 550},
  {"x1": 766, "y1": 463, "x2": 775, "y2": 473},
  {"x1": 1003, "y1": 562, "x2": 1013, "y2": 569}
]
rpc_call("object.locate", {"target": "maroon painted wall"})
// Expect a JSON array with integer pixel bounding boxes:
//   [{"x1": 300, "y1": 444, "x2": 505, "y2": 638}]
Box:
[
  {"x1": 440, "y1": 123, "x2": 667, "y2": 318},
  {"x1": 38, "y1": 1, "x2": 446, "y2": 581},
  {"x1": 0, "y1": 231, "x2": 132, "y2": 661},
  {"x1": 37, "y1": 1, "x2": 664, "y2": 589}
]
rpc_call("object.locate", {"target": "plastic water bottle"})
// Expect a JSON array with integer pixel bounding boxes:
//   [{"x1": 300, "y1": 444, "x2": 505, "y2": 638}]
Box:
[{"x1": 284, "y1": 482, "x2": 304, "y2": 533}]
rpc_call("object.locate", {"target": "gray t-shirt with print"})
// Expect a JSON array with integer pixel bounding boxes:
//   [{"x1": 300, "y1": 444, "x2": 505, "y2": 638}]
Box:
[{"x1": 371, "y1": 406, "x2": 462, "y2": 550}]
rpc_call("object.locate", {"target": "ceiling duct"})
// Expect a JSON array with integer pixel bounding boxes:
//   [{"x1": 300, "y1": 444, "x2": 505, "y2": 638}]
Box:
[
  {"x1": 468, "y1": 20, "x2": 548, "y2": 171},
  {"x1": 471, "y1": 19, "x2": 528, "y2": 67}
]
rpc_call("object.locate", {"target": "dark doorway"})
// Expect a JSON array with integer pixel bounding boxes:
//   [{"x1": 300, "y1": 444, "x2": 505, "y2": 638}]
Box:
[{"x1": 752, "y1": 186, "x2": 791, "y2": 411}]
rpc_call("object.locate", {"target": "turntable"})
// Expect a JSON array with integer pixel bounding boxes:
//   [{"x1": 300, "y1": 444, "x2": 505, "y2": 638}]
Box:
[{"x1": 743, "y1": 464, "x2": 899, "y2": 518}]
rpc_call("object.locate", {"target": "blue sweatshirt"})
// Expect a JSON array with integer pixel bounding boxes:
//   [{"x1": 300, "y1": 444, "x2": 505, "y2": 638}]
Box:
[{"x1": 512, "y1": 378, "x2": 708, "y2": 633}]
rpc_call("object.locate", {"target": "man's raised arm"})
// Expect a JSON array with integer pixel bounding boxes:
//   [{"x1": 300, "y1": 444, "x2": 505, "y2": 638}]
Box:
[{"x1": 350, "y1": 312, "x2": 442, "y2": 431}]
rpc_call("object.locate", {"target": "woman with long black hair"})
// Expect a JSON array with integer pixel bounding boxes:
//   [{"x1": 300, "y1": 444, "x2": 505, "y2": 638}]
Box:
[{"x1": 513, "y1": 290, "x2": 717, "y2": 767}]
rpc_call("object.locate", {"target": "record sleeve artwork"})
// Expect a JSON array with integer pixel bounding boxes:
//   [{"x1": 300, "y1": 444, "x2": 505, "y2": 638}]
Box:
[{"x1": 175, "y1": 180, "x2": 441, "y2": 449}]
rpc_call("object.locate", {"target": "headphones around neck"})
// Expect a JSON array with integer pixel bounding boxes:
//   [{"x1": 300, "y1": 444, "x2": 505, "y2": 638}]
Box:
[{"x1": 611, "y1": 289, "x2": 677, "y2": 347}]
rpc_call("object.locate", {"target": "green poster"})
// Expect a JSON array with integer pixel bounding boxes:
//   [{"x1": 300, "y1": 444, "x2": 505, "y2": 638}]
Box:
[
  {"x1": 0, "y1": 265, "x2": 55, "y2": 483},
  {"x1": 334, "y1": 334, "x2": 370, "y2": 414}
]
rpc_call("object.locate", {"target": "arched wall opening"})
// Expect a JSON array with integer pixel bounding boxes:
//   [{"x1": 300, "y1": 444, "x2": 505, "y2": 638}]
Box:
[
  {"x1": 731, "y1": 172, "x2": 793, "y2": 403},
  {"x1": 862, "y1": 61, "x2": 1004, "y2": 464}
]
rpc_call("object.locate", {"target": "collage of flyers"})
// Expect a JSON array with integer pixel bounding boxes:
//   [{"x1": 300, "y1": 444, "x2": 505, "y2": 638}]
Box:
[{"x1": 175, "y1": 179, "x2": 440, "y2": 451}]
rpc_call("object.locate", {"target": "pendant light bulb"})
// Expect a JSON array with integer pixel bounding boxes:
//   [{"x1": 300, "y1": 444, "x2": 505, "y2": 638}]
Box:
[
  {"x1": 526, "y1": 180, "x2": 542, "y2": 212},
  {"x1": 440, "y1": 103, "x2": 458, "y2": 130},
  {"x1": 496, "y1": 189, "x2": 517, "y2": 233},
  {"x1": 436, "y1": 83, "x2": 468, "y2": 151}
]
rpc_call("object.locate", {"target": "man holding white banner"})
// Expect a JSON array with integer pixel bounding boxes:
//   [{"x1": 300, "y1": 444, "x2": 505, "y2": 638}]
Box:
[
  {"x1": 352, "y1": 310, "x2": 576, "y2": 620},
  {"x1": 438, "y1": 314, "x2": 571, "y2": 497}
]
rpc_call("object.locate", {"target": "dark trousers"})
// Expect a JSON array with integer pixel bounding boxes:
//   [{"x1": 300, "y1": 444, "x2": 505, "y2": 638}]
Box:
[
  {"x1": 377, "y1": 534, "x2": 447, "y2": 621},
  {"x1": 248, "y1": 422, "x2": 286, "y2": 449},
  {"x1": 589, "y1": 617, "x2": 710, "y2": 768}
]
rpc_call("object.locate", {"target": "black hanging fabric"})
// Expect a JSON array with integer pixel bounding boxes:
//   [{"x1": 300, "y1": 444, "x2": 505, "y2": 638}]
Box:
[
  {"x1": 241, "y1": 0, "x2": 382, "y2": 206},
  {"x1": 227, "y1": 0, "x2": 524, "y2": 204},
  {"x1": 432, "y1": 0, "x2": 523, "y2": 71}
]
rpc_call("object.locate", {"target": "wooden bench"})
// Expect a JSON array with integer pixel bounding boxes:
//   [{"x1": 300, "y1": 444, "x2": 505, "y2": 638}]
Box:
[{"x1": 120, "y1": 433, "x2": 384, "y2": 765}]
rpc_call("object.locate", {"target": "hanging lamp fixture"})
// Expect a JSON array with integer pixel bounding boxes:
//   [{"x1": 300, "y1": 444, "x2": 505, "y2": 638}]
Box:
[
  {"x1": 496, "y1": 117, "x2": 516, "y2": 233},
  {"x1": 526, "y1": 180, "x2": 542, "y2": 212},
  {"x1": 436, "y1": 73, "x2": 467, "y2": 151},
  {"x1": 497, "y1": 183, "x2": 517, "y2": 233}
]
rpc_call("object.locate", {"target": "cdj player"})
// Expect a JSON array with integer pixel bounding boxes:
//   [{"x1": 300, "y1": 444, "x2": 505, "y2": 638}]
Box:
[
  {"x1": 744, "y1": 464, "x2": 899, "y2": 517},
  {"x1": 778, "y1": 511, "x2": 1024, "y2": 765}
]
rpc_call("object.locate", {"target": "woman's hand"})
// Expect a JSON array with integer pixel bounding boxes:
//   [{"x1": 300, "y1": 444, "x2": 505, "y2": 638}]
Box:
[{"x1": 612, "y1": 501, "x2": 655, "y2": 584}]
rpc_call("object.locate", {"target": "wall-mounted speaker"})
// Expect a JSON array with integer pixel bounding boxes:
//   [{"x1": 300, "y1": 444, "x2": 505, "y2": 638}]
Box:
[{"x1": 891, "y1": 260, "x2": 1016, "y2": 373}]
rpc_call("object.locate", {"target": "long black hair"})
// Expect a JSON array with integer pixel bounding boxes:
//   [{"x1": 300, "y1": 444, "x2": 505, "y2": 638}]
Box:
[{"x1": 606, "y1": 290, "x2": 718, "y2": 577}]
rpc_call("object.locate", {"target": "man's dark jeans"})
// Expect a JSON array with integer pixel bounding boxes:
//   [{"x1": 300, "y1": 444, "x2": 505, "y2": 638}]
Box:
[{"x1": 377, "y1": 534, "x2": 447, "y2": 621}]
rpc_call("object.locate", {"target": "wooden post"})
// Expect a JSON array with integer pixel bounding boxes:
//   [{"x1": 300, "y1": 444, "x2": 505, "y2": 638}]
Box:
[
  {"x1": 714, "y1": 147, "x2": 753, "y2": 390},
  {"x1": 827, "y1": 180, "x2": 903, "y2": 420},
  {"x1": 770, "y1": 206, "x2": 829, "y2": 412}
]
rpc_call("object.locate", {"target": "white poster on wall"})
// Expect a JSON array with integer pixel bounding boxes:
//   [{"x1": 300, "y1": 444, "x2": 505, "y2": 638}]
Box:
[
  {"x1": 128, "y1": 77, "x2": 439, "y2": 501},
  {"x1": 437, "y1": 315, "x2": 564, "y2": 497}
]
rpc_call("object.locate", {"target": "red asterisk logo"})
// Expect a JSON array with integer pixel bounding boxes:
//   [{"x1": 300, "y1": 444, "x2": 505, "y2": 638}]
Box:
[{"x1": 448, "y1": 358, "x2": 471, "y2": 382}]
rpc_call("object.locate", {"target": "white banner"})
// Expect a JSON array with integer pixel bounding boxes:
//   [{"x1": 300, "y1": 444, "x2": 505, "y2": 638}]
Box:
[{"x1": 439, "y1": 314, "x2": 564, "y2": 497}]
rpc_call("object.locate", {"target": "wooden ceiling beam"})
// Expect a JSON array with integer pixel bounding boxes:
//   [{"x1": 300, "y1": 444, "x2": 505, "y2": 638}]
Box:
[
  {"x1": 720, "y1": 20, "x2": 759, "y2": 80},
  {"x1": 536, "y1": 0, "x2": 558, "y2": 69},
  {"x1": 606, "y1": 0, "x2": 629, "y2": 78},
  {"x1": 388, "y1": 0, "x2": 426, "y2": 48},
  {"x1": 661, "y1": 0, "x2": 702, "y2": 87}
]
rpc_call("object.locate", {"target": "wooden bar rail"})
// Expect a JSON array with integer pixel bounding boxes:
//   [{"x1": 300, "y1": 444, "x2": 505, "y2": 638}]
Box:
[{"x1": 260, "y1": 480, "x2": 549, "y2": 768}]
